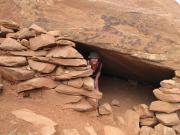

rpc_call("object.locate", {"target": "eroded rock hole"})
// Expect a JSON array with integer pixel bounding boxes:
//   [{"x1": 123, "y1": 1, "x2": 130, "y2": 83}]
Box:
[{"x1": 75, "y1": 42, "x2": 175, "y2": 114}]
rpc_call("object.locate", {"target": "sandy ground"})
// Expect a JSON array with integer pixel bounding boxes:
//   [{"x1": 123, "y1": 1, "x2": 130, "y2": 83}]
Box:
[{"x1": 0, "y1": 76, "x2": 156, "y2": 135}]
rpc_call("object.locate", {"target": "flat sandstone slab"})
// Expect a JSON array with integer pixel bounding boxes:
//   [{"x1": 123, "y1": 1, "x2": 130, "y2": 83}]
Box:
[{"x1": 0, "y1": 56, "x2": 27, "y2": 67}]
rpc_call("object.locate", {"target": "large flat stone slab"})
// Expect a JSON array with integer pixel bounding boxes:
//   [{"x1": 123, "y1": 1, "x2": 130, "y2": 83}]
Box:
[
  {"x1": 0, "y1": 67, "x2": 35, "y2": 81},
  {"x1": 47, "y1": 46, "x2": 83, "y2": 59},
  {"x1": 150, "y1": 100, "x2": 180, "y2": 113},
  {"x1": 32, "y1": 57, "x2": 87, "y2": 67},
  {"x1": 9, "y1": 50, "x2": 47, "y2": 57},
  {"x1": 0, "y1": 56, "x2": 27, "y2": 67},
  {"x1": 0, "y1": 38, "x2": 27, "y2": 50},
  {"x1": 16, "y1": 77, "x2": 58, "y2": 93},
  {"x1": 55, "y1": 84, "x2": 102, "y2": 99},
  {"x1": 28, "y1": 60, "x2": 56, "y2": 73}
]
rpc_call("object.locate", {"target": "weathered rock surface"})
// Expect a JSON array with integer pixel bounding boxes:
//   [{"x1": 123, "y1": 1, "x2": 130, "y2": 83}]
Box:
[
  {"x1": 0, "y1": 20, "x2": 19, "y2": 30},
  {"x1": 28, "y1": 59, "x2": 56, "y2": 73},
  {"x1": 150, "y1": 100, "x2": 180, "y2": 113},
  {"x1": 29, "y1": 34, "x2": 55, "y2": 50},
  {"x1": 16, "y1": 77, "x2": 58, "y2": 93},
  {"x1": 153, "y1": 89, "x2": 180, "y2": 103},
  {"x1": 47, "y1": 46, "x2": 83, "y2": 59},
  {"x1": 0, "y1": 38, "x2": 27, "y2": 50},
  {"x1": 140, "y1": 126, "x2": 154, "y2": 135},
  {"x1": 55, "y1": 84, "x2": 102, "y2": 99},
  {"x1": 56, "y1": 39, "x2": 75, "y2": 47},
  {"x1": 0, "y1": 56, "x2": 27, "y2": 67},
  {"x1": 32, "y1": 57, "x2": 87, "y2": 67},
  {"x1": 154, "y1": 124, "x2": 176, "y2": 135},
  {"x1": 0, "y1": 67, "x2": 35, "y2": 81},
  {"x1": 99, "y1": 103, "x2": 112, "y2": 115},
  {"x1": 62, "y1": 129, "x2": 80, "y2": 135},
  {"x1": 160, "y1": 87, "x2": 180, "y2": 94},
  {"x1": 20, "y1": 39, "x2": 30, "y2": 48},
  {"x1": 104, "y1": 125, "x2": 125, "y2": 135},
  {"x1": 134, "y1": 104, "x2": 154, "y2": 118},
  {"x1": 9, "y1": 50, "x2": 47, "y2": 57},
  {"x1": 0, "y1": 26, "x2": 13, "y2": 37},
  {"x1": 47, "y1": 30, "x2": 60, "y2": 37},
  {"x1": 124, "y1": 110, "x2": 140, "y2": 135},
  {"x1": 176, "y1": 71, "x2": 180, "y2": 78},
  {"x1": 83, "y1": 77, "x2": 94, "y2": 91},
  {"x1": 140, "y1": 117, "x2": 158, "y2": 126},
  {"x1": 156, "y1": 113, "x2": 180, "y2": 126},
  {"x1": 160, "y1": 80, "x2": 176, "y2": 89},
  {"x1": 18, "y1": 28, "x2": 36, "y2": 39},
  {"x1": 29, "y1": 24, "x2": 47, "y2": 35},
  {"x1": 111, "y1": 99, "x2": 120, "y2": 107},
  {"x1": 173, "y1": 124, "x2": 180, "y2": 134},
  {"x1": 12, "y1": 109, "x2": 57, "y2": 135},
  {"x1": 85, "y1": 126, "x2": 97, "y2": 135},
  {"x1": 65, "y1": 78, "x2": 84, "y2": 88}
]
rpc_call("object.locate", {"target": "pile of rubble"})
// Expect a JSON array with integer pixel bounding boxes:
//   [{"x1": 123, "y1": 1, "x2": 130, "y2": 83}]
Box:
[
  {"x1": 128, "y1": 71, "x2": 180, "y2": 135},
  {"x1": 0, "y1": 20, "x2": 102, "y2": 112}
]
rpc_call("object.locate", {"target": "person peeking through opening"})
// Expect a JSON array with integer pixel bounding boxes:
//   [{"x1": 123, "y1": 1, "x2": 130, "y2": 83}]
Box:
[{"x1": 88, "y1": 52, "x2": 102, "y2": 91}]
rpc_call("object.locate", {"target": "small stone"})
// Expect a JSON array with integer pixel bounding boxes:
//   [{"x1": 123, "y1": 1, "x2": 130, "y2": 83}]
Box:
[
  {"x1": 133, "y1": 104, "x2": 154, "y2": 118},
  {"x1": 150, "y1": 100, "x2": 180, "y2": 113},
  {"x1": 0, "y1": 26, "x2": 14, "y2": 37},
  {"x1": 156, "y1": 113, "x2": 180, "y2": 126},
  {"x1": 0, "y1": 56, "x2": 27, "y2": 67},
  {"x1": 85, "y1": 126, "x2": 97, "y2": 135},
  {"x1": 111, "y1": 99, "x2": 120, "y2": 107},
  {"x1": 47, "y1": 30, "x2": 60, "y2": 37},
  {"x1": 83, "y1": 77, "x2": 94, "y2": 91},
  {"x1": 0, "y1": 38, "x2": 27, "y2": 50},
  {"x1": 99, "y1": 103, "x2": 112, "y2": 115},
  {"x1": 67, "y1": 78, "x2": 84, "y2": 88},
  {"x1": 140, "y1": 117, "x2": 158, "y2": 126},
  {"x1": 154, "y1": 124, "x2": 176, "y2": 135},
  {"x1": 28, "y1": 60, "x2": 56, "y2": 73},
  {"x1": 6, "y1": 32, "x2": 18, "y2": 39},
  {"x1": 160, "y1": 79, "x2": 176, "y2": 89},
  {"x1": 0, "y1": 20, "x2": 19, "y2": 30},
  {"x1": 20, "y1": 39, "x2": 30, "y2": 48},
  {"x1": 124, "y1": 109, "x2": 140, "y2": 135},
  {"x1": 18, "y1": 28, "x2": 36, "y2": 39},
  {"x1": 29, "y1": 24, "x2": 47, "y2": 35},
  {"x1": 104, "y1": 125, "x2": 125, "y2": 135},
  {"x1": 56, "y1": 39, "x2": 75, "y2": 47},
  {"x1": 175, "y1": 70, "x2": 180, "y2": 78},
  {"x1": 153, "y1": 88, "x2": 180, "y2": 103},
  {"x1": 55, "y1": 66, "x2": 65, "y2": 75},
  {"x1": 140, "y1": 126, "x2": 154, "y2": 135},
  {"x1": 46, "y1": 46, "x2": 83, "y2": 59},
  {"x1": 62, "y1": 129, "x2": 80, "y2": 135},
  {"x1": 29, "y1": 34, "x2": 56, "y2": 50}
]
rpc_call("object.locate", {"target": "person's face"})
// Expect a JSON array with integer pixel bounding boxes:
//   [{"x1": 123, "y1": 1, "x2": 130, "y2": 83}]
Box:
[{"x1": 90, "y1": 58, "x2": 98, "y2": 64}]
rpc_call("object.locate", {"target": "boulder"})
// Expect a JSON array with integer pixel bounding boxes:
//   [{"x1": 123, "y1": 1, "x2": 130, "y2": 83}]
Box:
[
  {"x1": 66, "y1": 78, "x2": 84, "y2": 88},
  {"x1": 133, "y1": 104, "x2": 154, "y2": 118},
  {"x1": 140, "y1": 117, "x2": 158, "y2": 126},
  {"x1": 83, "y1": 77, "x2": 94, "y2": 91},
  {"x1": 160, "y1": 87, "x2": 180, "y2": 94},
  {"x1": 16, "y1": 77, "x2": 58, "y2": 93},
  {"x1": 156, "y1": 113, "x2": 180, "y2": 126},
  {"x1": 63, "y1": 98, "x2": 94, "y2": 112},
  {"x1": 0, "y1": 56, "x2": 27, "y2": 67},
  {"x1": 29, "y1": 34, "x2": 55, "y2": 50},
  {"x1": 55, "y1": 84, "x2": 102, "y2": 99},
  {"x1": 47, "y1": 30, "x2": 60, "y2": 37},
  {"x1": 160, "y1": 80, "x2": 176, "y2": 89},
  {"x1": 176, "y1": 70, "x2": 180, "y2": 78},
  {"x1": 32, "y1": 57, "x2": 87, "y2": 67},
  {"x1": 18, "y1": 28, "x2": 36, "y2": 39},
  {"x1": 140, "y1": 126, "x2": 154, "y2": 135},
  {"x1": 55, "y1": 69, "x2": 92, "y2": 80},
  {"x1": 56, "y1": 39, "x2": 75, "y2": 47},
  {"x1": 46, "y1": 46, "x2": 83, "y2": 59},
  {"x1": 0, "y1": 67, "x2": 35, "y2": 81},
  {"x1": 0, "y1": 38, "x2": 27, "y2": 50},
  {"x1": 9, "y1": 50, "x2": 47, "y2": 57},
  {"x1": 150, "y1": 100, "x2": 180, "y2": 113},
  {"x1": 29, "y1": 24, "x2": 47, "y2": 35},
  {"x1": 62, "y1": 129, "x2": 80, "y2": 135},
  {"x1": 20, "y1": 39, "x2": 30, "y2": 48},
  {"x1": 104, "y1": 125, "x2": 125, "y2": 135},
  {"x1": 0, "y1": 20, "x2": 19, "y2": 30},
  {"x1": 111, "y1": 99, "x2": 120, "y2": 107},
  {"x1": 153, "y1": 89, "x2": 180, "y2": 103},
  {"x1": 12, "y1": 109, "x2": 57, "y2": 135},
  {"x1": 85, "y1": 126, "x2": 97, "y2": 135},
  {"x1": 154, "y1": 124, "x2": 176, "y2": 135},
  {"x1": 99, "y1": 103, "x2": 112, "y2": 115},
  {"x1": 124, "y1": 110, "x2": 140, "y2": 135},
  {"x1": 28, "y1": 60, "x2": 56, "y2": 73}
]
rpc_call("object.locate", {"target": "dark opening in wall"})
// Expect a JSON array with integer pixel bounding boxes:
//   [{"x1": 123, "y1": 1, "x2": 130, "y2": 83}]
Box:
[{"x1": 75, "y1": 42, "x2": 175, "y2": 84}]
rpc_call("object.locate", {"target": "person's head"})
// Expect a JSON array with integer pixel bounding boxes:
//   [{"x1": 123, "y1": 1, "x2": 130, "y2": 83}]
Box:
[{"x1": 88, "y1": 52, "x2": 99, "y2": 64}]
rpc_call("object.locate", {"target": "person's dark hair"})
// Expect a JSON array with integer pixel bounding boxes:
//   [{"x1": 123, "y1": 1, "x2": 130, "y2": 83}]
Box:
[{"x1": 88, "y1": 52, "x2": 99, "y2": 59}]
